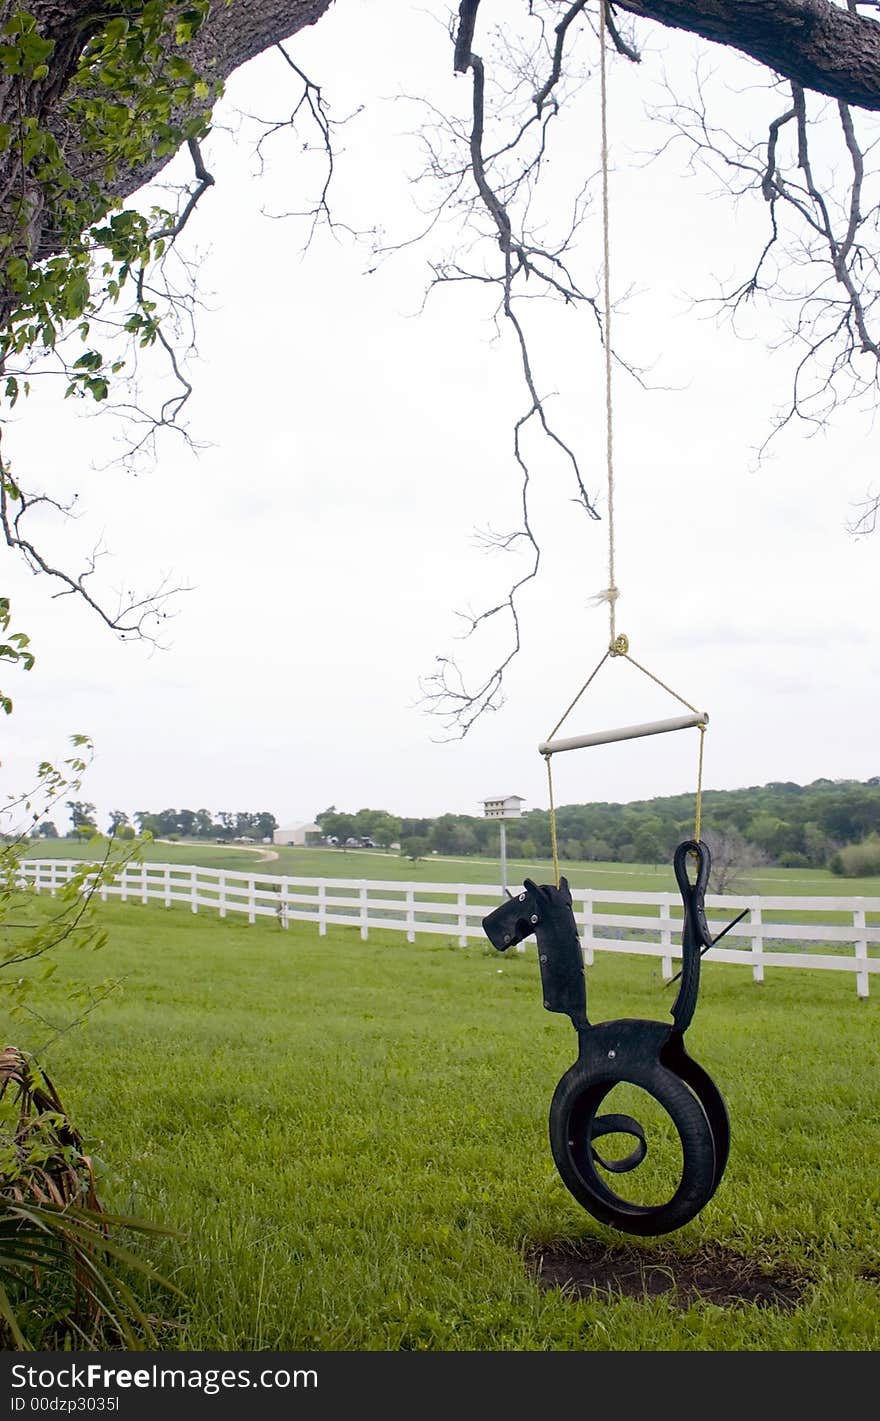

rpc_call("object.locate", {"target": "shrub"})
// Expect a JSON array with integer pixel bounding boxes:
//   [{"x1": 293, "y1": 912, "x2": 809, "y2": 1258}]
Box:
[
  {"x1": 829, "y1": 835, "x2": 880, "y2": 877},
  {"x1": 400, "y1": 837, "x2": 429, "y2": 862}
]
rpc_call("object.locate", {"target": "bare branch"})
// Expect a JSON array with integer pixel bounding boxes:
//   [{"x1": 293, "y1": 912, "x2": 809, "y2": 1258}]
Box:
[
  {"x1": 0, "y1": 457, "x2": 188, "y2": 644},
  {"x1": 418, "y1": 1, "x2": 612, "y2": 737}
]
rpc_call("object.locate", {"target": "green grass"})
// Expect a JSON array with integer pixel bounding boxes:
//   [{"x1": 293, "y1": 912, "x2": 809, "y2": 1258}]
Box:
[{"x1": 14, "y1": 897, "x2": 880, "y2": 1351}]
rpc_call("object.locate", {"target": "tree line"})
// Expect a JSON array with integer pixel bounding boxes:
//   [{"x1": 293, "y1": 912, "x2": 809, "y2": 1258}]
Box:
[
  {"x1": 35, "y1": 805, "x2": 279, "y2": 843},
  {"x1": 33, "y1": 779, "x2": 880, "y2": 875},
  {"x1": 323, "y1": 778, "x2": 880, "y2": 872}
]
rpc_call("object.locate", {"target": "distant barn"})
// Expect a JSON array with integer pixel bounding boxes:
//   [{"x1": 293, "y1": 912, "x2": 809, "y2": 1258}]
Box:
[{"x1": 273, "y1": 822, "x2": 323, "y2": 847}]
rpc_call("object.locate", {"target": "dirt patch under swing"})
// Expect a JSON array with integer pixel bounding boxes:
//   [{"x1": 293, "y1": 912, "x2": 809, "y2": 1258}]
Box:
[{"x1": 526, "y1": 1239, "x2": 810, "y2": 1310}]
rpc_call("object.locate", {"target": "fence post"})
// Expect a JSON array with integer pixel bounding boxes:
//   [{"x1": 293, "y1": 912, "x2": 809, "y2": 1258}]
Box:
[
  {"x1": 318, "y1": 881, "x2": 327, "y2": 937},
  {"x1": 581, "y1": 890, "x2": 594, "y2": 967},
  {"x1": 49, "y1": 860, "x2": 57, "y2": 898},
  {"x1": 853, "y1": 906, "x2": 869, "y2": 999},
  {"x1": 141, "y1": 862, "x2": 149, "y2": 905},
  {"x1": 248, "y1": 876, "x2": 256, "y2": 925},
  {"x1": 280, "y1": 876, "x2": 289, "y2": 929},
  {"x1": 360, "y1": 882, "x2": 369, "y2": 940},
  {"x1": 406, "y1": 887, "x2": 416, "y2": 944},
  {"x1": 164, "y1": 865, "x2": 172, "y2": 909},
  {"x1": 190, "y1": 867, "x2": 198, "y2": 915},
  {"x1": 750, "y1": 898, "x2": 764, "y2": 983},
  {"x1": 457, "y1": 890, "x2": 468, "y2": 948},
  {"x1": 219, "y1": 871, "x2": 227, "y2": 920},
  {"x1": 120, "y1": 864, "x2": 128, "y2": 904},
  {"x1": 660, "y1": 892, "x2": 673, "y2": 980}
]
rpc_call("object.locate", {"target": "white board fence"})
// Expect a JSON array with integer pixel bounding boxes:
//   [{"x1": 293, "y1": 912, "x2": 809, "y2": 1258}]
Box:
[{"x1": 17, "y1": 858, "x2": 880, "y2": 998}]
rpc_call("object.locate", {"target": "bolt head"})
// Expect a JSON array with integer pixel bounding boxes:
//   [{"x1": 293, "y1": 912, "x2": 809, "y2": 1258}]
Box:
[
  {"x1": 608, "y1": 1050, "x2": 616, "y2": 1059},
  {"x1": 530, "y1": 914, "x2": 538, "y2": 924}
]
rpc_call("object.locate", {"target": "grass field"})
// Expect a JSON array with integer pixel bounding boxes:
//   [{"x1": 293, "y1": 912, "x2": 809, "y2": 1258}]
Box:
[
  {"x1": 23, "y1": 836, "x2": 880, "y2": 899},
  {"x1": 12, "y1": 896, "x2": 880, "y2": 1351}
]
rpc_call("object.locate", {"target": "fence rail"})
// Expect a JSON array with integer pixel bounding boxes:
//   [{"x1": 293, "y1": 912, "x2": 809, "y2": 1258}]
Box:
[{"x1": 18, "y1": 859, "x2": 880, "y2": 998}]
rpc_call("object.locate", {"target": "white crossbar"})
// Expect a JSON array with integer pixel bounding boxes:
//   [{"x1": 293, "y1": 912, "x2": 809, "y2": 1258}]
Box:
[{"x1": 539, "y1": 711, "x2": 708, "y2": 756}]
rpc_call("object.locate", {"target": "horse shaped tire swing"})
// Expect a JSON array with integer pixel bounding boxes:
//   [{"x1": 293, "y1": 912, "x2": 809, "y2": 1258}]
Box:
[{"x1": 483, "y1": 839, "x2": 739, "y2": 1235}]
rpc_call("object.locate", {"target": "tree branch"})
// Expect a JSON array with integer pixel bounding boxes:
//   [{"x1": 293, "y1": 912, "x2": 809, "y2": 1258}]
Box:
[{"x1": 605, "y1": 0, "x2": 880, "y2": 111}]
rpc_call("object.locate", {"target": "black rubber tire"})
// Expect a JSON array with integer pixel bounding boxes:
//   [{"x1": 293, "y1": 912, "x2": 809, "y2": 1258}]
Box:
[
  {"x1": 662, "y1": 1038, "x2": 730, "y2": 1199},
  {"x1": 549, "y1": 1058, "x2": 718, "y2": 1236}
]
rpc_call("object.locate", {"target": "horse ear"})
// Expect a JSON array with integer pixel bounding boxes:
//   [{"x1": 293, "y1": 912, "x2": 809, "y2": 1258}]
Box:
[
  {"x1": 558, "y1": 876, "x2": 569, "y2": 890},
  {"x1": 524, "y1": 878, "x2": 551, "y2": 904}
]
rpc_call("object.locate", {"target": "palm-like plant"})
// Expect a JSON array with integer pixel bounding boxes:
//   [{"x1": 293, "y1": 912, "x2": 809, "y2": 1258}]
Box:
[{"x1": 0, "y1": 1046, "x2": 181, "y2": 1349}]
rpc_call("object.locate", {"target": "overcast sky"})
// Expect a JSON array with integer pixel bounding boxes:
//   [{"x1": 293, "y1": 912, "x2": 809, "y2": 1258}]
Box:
[{"x1": 3, "y1": 0, "x2": 879, "y2": 837}]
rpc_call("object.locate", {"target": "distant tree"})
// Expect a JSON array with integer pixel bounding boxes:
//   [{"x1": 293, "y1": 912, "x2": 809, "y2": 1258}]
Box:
[
  {"x1": 449, "y1": 824, "x2": 479, "y2": 855},
  {"x1": 320, "y1": 812, "x2": 356, "y2": 847},
  {"x1": 254, "y1": 812, "x2": 277, "y2": 841},
  {"x1": 65, "y1": 801, "x2": 97, "y2": 839},
  {"x1": 631, "y1": 821, "x2": 665, "y2": 865},
  {"x1": 703, "y1": 830, "x2": 769, "y2": 895},
  {"x1": 176, "y1": 809, "x2": 197, "y2": 838},
  {"x1": 107, "y1": 809, "x2": 129, "y2": 836},
  {"x1": 803, "y1": 821, "x2": 837, "y2": 868},
  {"x1": 35, "y1": 821, "x2": 58, "y2": 839},
  {"x1": 817, "y1": 801, "x2": 860, "y2": 843},
  {"x1": 401, "y1": 837, "x2": 430, "y2": 862},
  {"x1": 428, "y1": 815, "x2": 459, "y2": 855},
  {"x1": 370, "y1": 813, "x2": 402, "y2": 849},
  {"x1": 351, "y1": 809, "x2": 378, "y2": 839},
  {"x1": 829, "y1": 836, "x2": 880, "y2": 878},
  {"x1": 154, "y1": 809, "x2": 182, "y2": 838},
  {"x1": 194, "y1": 809, "x2": 213, "y2": 839},
  {"x1": 582, "y1": 837, "x2": 614, "y2": 863}
]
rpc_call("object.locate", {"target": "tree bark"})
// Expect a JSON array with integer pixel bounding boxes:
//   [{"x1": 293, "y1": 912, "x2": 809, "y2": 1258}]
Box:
[{"x1": 607, "y1": 1, "x2": 880, "y2": 111}]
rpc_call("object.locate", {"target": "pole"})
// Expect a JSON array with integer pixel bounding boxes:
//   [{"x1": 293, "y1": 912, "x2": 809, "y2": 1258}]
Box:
[{"x1": 500, "y1": 821, "x2": 507, "y2": 894}]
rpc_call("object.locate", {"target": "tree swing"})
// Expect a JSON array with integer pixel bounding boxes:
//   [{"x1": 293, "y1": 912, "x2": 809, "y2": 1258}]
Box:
[{"x1": 481, "y1": 7, "x2": 746, "y2": 1237}]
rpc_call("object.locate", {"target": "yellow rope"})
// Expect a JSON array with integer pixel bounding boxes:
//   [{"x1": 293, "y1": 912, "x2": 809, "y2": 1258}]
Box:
[
  {"x1": 544, "y1": 649, "x2": 610, "y2": 746},
  {"x1": 694, "y1": 723, "x2": 706, "y2": 843},
  {"x1": 620, "y1": 652, "x2": 701, "y2": 716},
  {"x1": 545, "y1": 754, "x2": 560, "y2": 887}
]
